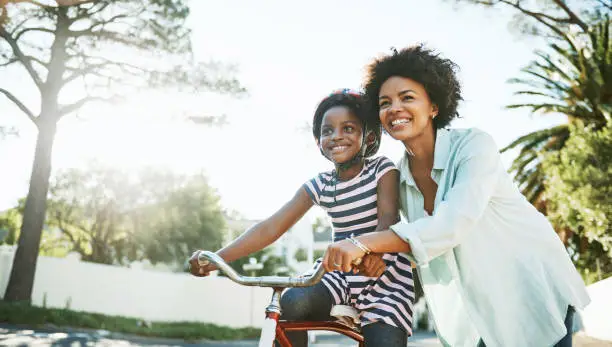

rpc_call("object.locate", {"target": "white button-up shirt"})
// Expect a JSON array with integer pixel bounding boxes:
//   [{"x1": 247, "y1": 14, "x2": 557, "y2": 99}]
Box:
[{"x1": 390, "y1": 128, "x2": 590, "y2": 347}]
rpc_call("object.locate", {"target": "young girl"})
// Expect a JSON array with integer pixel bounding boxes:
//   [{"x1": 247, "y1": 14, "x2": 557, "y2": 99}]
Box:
[{"x1": 189, "y1": 89, "x2": 414, "y2": 346}]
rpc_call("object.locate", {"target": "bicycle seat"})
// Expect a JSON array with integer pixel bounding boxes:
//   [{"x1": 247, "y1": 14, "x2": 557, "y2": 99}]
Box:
[{"x1": 330, "y1": 305, "x2": 360, "y2": 331}]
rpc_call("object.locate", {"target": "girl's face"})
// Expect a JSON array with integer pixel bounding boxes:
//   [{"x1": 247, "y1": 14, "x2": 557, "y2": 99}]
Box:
[
  {"x1": 317, "y1": 106, "x2": 364, "y2": 164},
  {"x1": 378, "y1": 76, "x2": 438, "y2": 143}
]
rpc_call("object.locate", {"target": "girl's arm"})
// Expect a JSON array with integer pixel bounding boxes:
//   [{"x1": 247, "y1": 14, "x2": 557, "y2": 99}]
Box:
[
  {"x1": 358, "y1": 169, "x2": 401, "y2": 276},
  {"x1": 324, "y1": 167, "x2": 411, "y2": 273},
  {"x1": 375, "y1": 168, "x2": 400, "y2": 231},
  {"x1": 190, "y1": 187, "x2": 314, "y2": 276}
]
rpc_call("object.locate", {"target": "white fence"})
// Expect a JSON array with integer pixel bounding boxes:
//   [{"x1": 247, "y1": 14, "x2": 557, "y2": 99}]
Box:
[
  {"x1": 1, "y1": 245, "x2": 611, "y2": 340},
  {"x1": 0, "y1": 246, "x2": 271, "y2": 328}
]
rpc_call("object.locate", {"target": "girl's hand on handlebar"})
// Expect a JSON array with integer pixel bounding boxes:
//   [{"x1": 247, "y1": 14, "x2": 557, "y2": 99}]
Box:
[
  {"x1": 358, "y1": 253, "x2": 387, "y2": 277},
  {"x1": 189, "y1": 250, "x2": 218, "y2": 277}
]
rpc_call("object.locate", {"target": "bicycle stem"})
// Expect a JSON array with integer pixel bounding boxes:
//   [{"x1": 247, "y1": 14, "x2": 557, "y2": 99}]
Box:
[{"x1": 266, "y1": 288, "x2": 283, "y2": 315}]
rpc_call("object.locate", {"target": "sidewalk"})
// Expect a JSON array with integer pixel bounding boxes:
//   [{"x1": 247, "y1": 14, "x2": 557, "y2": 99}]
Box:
[
  {"x1": 0, "y1": 324, "x2": 440, "y2": 346},
  {"x1": 2, "y1": 324, "x2": 610, "y2": 346},
  {"x1": 311, "y1": 331, "x2": 441, "y2": 346}
]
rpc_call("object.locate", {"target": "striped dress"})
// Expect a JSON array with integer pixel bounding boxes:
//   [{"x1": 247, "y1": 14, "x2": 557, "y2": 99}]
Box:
[{"x1": 303, "y1": 156, "x2": 415, "y2": 334}]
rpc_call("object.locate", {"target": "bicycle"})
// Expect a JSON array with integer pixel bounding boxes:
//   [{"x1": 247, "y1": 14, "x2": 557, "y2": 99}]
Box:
[{"x1": 194, "y1": 251, "x2": 365, "y2": 347}]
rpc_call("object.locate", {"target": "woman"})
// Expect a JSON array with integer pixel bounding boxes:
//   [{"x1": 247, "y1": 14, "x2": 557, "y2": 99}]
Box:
[{"x1": 322, "y1": 45, "x2": 590, "y2": 346}]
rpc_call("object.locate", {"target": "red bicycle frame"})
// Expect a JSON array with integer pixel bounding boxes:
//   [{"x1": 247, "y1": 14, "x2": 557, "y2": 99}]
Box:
[{"x1": 264, "y1": 287, "x2": 364, "y2": 347}]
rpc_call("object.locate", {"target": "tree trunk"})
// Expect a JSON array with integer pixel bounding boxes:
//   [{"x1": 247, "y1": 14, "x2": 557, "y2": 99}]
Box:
[{"x1": 3, "y1": 121, "x2": 57, "y2": 302}]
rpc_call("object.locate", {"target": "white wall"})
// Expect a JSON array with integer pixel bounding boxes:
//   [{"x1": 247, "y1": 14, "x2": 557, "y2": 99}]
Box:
[
  {"x1": 0, "y1": 246, "x2": 272, "y2": 328},
  {"x1": 2, "y1": 244, "x2": 611, "y2": 340},
  {"x1": 578, "y1": 276, "x2": 612, "y2": 341}
]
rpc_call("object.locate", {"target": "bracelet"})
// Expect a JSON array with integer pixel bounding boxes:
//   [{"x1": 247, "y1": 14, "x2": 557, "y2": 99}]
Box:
[{"x1": 349, "y1": 234, "x2": 372, "y2": 255}]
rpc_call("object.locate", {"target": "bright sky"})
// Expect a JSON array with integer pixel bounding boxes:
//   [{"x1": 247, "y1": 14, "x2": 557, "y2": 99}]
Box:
[{"x1": 0, "y1": 0, "x2": 566, "y2": 221}]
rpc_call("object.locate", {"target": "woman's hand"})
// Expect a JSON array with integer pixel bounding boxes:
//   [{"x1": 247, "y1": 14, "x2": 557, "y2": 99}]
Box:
[
  {"x1": 188, "y1": 250, "x2": 218, "y2": 277},
  {"x1": 322, "y1": 239, "x2": 365, "y2": 273},
  {"x1": 358, "y1": 253, "x2": 387, "y2": 277}
]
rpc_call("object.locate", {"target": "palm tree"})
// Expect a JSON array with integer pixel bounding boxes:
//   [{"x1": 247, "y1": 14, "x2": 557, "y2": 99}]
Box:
[{"x1": 502, "y1": 18, "x2": 611, "y2": 211}]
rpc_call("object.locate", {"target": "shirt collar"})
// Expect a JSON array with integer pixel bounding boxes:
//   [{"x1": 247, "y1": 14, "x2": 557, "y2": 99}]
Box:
[
  {"x1": 399, "y1": 128, "x2": 451, "y2": 186},
  {"x1": 433, "y1": 128, "x2": 451, "y2": 170}
]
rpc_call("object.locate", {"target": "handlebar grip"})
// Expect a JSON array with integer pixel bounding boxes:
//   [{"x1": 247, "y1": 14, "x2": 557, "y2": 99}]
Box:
[{"x1": 184, "y1": 252, "x2": 211, "y2": 273}]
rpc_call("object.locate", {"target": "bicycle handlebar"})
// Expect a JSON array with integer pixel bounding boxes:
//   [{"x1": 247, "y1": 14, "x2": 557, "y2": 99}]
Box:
[{"x1": 195, "y1": 251, "x2": 326, "y2": 288}]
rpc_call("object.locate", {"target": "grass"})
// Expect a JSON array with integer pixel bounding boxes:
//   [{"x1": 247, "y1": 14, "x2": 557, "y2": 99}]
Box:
[{"x1": 0, "y1": 300, "x2": 260, "y2": 341}]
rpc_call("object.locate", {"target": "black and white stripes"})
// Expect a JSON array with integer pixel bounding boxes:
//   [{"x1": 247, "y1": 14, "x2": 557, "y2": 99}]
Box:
[{"x1": 303, "y1": 156, "x2": 415, "y2": 334}]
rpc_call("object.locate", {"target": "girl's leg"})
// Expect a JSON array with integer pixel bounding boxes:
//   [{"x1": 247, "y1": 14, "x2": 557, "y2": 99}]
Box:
[
  {"x1": 277, "y1": 282, "x2": 335, "y2": 347},
  {"x1": 362, "y1": 322, "x2": 408, "y2": 347}
]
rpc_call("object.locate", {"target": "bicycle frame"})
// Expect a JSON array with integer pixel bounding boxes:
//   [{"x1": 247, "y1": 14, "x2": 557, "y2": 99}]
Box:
[
  {"x1": 196, "y1": 251, "x2": 365, "y2": 347},
  {"x1": 261, "y1": 287, "x2": 364, "y2": 347}
]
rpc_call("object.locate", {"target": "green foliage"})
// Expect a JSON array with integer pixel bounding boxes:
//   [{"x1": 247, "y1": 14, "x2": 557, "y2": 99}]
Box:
[
  {"x1": 0, "y1": 206, "x2": 21, "y2": 245},
  {"x1": 544, "y1": 122, "x2": 612, "y2": 246},
  {"x1": 294, "y1": 247, "x2": 308, "y2": 262},
  {"x1": 313, "y1": 249, "x2": 325, "y2": 260},
  {"x1": 0, "y1": 301, "x2": 260, "y2": 340},
  {"x1": 0, "y1": 201, "x2": 69, "y2": 257},
  {"x1": 38, "y1": 165, "x2": 227, "y2": 268},
  {"x1": 43, "y1": 167, "x2": 141, "y2": 264},
  {"x1": 451, "y1": 0, "x2": 611, "y2": 214},
  {"x1": 453, "y1": 1, "x2": 612, "y2": 280},
  {"x1": 508, "y1": 19, "x2": 611, "y2": 123},
  {"x1": 503, "y1": 18, "x2": 611, "y2": 207},
  {"x1": 134, "y1": 175, "x2": 226, "y2": 267},
  {"x1": 542, "y1": 121, "x2": 612, "y2": 280}
]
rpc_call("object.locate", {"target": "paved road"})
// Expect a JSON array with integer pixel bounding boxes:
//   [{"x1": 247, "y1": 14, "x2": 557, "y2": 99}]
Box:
[{"x1": 0, "y1": 324, "x2": 441, "y2": 346}]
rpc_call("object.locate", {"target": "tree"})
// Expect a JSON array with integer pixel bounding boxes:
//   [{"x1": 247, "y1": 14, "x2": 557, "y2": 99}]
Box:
[
  {"x1": 503, "y1": 18, "x2": 611, "y2": 209},
  {"x1": 542, "y1": 120, "x2": 612, "y2": 282},
  {"x1": 449, "y1": 0, "x2": 608, "y2": 41},
  {"x1": 44, "y1": 166, "x2": 139, "y2": 264},
  {"x1": 0, "y1": 206, "x2": 22, "y2": 245},
  {"x1": 133, "y1": 174, "x2": 226, "y2": 269},
  {"x1": 450, "y1": 0, "x2": 611, "y2": 208},
  {"x1": 294, "y1": 247, "x2": 308, "y2": 262},
  {"x1": 0, "y1": 0, "x2": 244, "y2": 301},
  {"x1": 41, "y1": 166, "x2": 227, "y2": 268}
]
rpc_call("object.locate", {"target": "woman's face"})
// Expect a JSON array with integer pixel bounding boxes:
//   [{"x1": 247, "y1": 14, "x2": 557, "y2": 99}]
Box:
[{"x1": 378, "y1": 76, "x2": 438, "y2": 143}]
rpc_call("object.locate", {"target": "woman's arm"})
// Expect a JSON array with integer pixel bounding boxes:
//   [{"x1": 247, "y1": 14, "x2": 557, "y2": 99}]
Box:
[
  {"x1": 323, "y1": 130, "x2": 503, "y2": 269},
  {"x1": 371, "y1": 130, "x2": 502, "y2": 265},
  {"x1": 190, "y1": 187, "x2": 314, "y2": 276}
]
